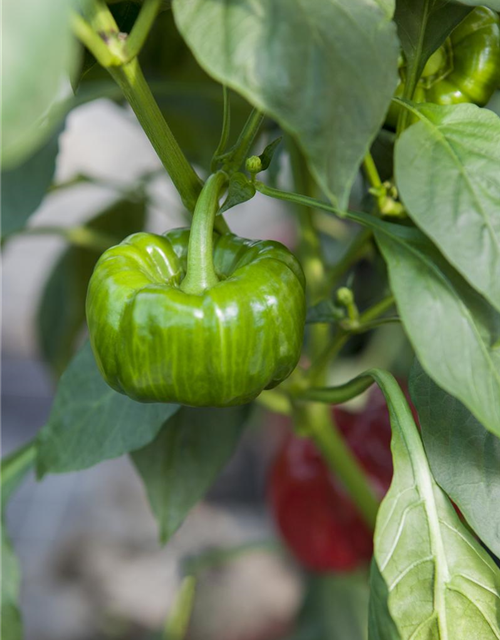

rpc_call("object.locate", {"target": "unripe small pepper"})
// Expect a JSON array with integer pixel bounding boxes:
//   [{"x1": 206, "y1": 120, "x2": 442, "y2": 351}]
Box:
[
  {"x1": 86, "y1": 173, "x2": 306, "y2": 407},
  {"x1": 387, "y1": 7, "x2": 500, "y2": 128}
]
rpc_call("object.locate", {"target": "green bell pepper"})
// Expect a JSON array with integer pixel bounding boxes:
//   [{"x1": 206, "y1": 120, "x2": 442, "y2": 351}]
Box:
[
  {"x1": 387, "y1": 6, "x2": 500, "y2": 128},
  {"x1": 86, "y1": 173, "x2": 306, "y2": 407}
]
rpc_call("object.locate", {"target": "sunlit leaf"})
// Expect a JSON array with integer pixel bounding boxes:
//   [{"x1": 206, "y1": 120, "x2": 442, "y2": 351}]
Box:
[{"x1": 369, "y1": 370, "x2": 500, "y2": 639}]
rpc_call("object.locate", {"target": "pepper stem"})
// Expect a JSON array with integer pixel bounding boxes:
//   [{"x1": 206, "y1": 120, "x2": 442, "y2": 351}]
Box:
[{"x1": 180, "y1": 172, "x2": 228, "y2": 295}]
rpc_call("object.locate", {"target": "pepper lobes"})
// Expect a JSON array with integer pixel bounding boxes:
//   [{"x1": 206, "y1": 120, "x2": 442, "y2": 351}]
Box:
[
  {"x1": 86, "y1": 228, "x2": 306, "y2": 407},
  {"x1": 387, "y1": 6, "x2": 500, "y2": 128}
]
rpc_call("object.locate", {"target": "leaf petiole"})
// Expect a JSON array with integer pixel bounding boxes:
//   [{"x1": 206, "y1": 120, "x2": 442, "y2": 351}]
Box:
[
  {"x1": 125, "y1": 0, "x2": 163, "y2": 60},
  {"x1": 211, "y1": 86, "x2": 231, "y2": 172}
]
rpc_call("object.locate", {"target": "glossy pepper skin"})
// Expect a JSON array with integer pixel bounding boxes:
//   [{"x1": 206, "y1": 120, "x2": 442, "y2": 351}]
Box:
[
  {"x1": 268, "y1": 388, "x2": 393, "y2": 572},
  {"x1": 386, "y1": 7, "x2": 500, "y2": 128},
  {"x1": 86, "y1": 227, "x2": 306, "y2": 407}
]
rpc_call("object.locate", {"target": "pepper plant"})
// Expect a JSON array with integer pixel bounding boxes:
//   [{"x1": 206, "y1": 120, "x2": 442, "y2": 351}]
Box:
[{"x1": 3, "y1": 0, "x2": 500, "y2": 638}]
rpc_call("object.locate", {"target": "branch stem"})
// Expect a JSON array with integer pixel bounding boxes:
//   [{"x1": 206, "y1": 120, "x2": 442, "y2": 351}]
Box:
[
  {"x1": 108, "y1": 59, "x2": 203, "y2": 213},
  {"x1": 282, "y1": 144, "x2": 379, "y2": 529},
  {"x1": 82, "y1": 0, "x2": 119, "y2": 33},
  {"x1": 227, "y1": 108, "x2": 264, "y2": 171},
  {"x1": 1, "y1": 441, "x2": 36, "y2": 493},
  {"x1": 293, "y1": 402, "x2": 379, "y2": 529},
  {"x1": 363, "y1": 152, "x2": 383, "y2": 192},
  {"x1": 71, "y1": 12, "x2": 116, "y2": 66},
  {"x1": 211, "y1": 86, "x2": 231, "y2": 172},
  {"x1": 71, "y1": 6, "x2": 208, "y2": 219},
  {"x1": 298, "y1": 375, "x2": 374, "y2": 404},
  {"x1": 308, "y1": 294, "x2": 395, "y2": 383},
  {"x1": 126, "y1": 0, "x2": 163, "y2": 59},
  {"x1": 287, "y1": 138, "x2": 326, "y2": 305},
  {"x1": 163, "y1": 576, "x2": 197, "y2": 640},
  {"x1": 256, "y1": 389, "x2": 292, "y2": 415},
  {"x1": 326, "y1": 228, "x2": 372, "y2": 289}
]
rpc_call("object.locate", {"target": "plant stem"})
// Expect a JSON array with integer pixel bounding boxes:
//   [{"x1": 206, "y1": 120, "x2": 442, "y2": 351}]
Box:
[
  {"x1": 163, "y1": 576, "x2": 197, "y2": 640},
  {"x1": 72, "y1": 7, "x2": 207, "y2": 218},
  {"x1": 256, "y1": 181, "x2": 345, "y2": 218},
  {"x1": 287, "y1": 139, "x2": 330, "y2": 370},
  {"x1": 361, "y1": 294, "x2": 395, "y2": 322},
  {"x1": 312, "y1": 211, "x2": 348, "y2": 241},
  {"x1": 309, "y1": 331, "x2": 349, "y2": 385},
  {"x1": 109, "y1": 59, "x2": 203, "y2": 213},
  {"x1": 71, "y1": 12, "x2": 117, "y2": 65},
  {"x1": 257, "y1": 389, "x2": 292, "y2": 415},
  {"x1": 363, "y1": 153, "x2": 406, "y2": 217},
  {"x1": 82, "y1": 0, "x2": 119, "y2": 33},
  {"x1": 293, "y1": 402, "x2": 379, "y2": 529},
  {"x1": 351, "y1": 316, "x2": 401, "y2": 332},
  {"x1": 308, "y1": 294, "x2": 395, "y2": 383},
  {"x1": 181, "y1": 172, "x2": 227, "y2": 294},
  {"x1": 211, "y1": 86, "x2": 231, "y2": 172},
  {"x1": 1, "y1": 440, "x2": 36, "y2": 495},
  {"x1": 363, "y1": 152, "x2": 387, "y2": 213},
  {"x1": 325, "y1": 228, "x2": 372, "y2": 290},
  {"x1": 363, "y1": 152, "x2": 383, "y2": 192},
  {"x1": 125, "y1": 0, "x2": 163, "y2": 59},
  {"x1": 297, "y1": 374, "x2": 374, "y2": 404},
  {"x1": 226, "y1": 108, "x2": 264, "y2": 172},
  {"x1": 283, "y1": 143, "x2": 379, "y2": 529},
  {"x1": 255, "y1": 181, "x2": 407, "y2": 233},
  {"x1": 287, "y1": 139, "x2": 326, "y2": 303}
]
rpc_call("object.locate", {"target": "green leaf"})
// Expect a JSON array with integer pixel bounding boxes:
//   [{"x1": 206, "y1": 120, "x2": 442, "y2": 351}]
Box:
[
  {"x1": 133, "y1": 8, "x2": 253, "y2": 172},
  {"x1": 156, "y1": 86, "x2": 252, "y2": 172},
  {"x1": 36, "y1": 342, "x2": 180, "y2": 476},
  {"x1": 306, "y1": 299, "x2": 345, "y2": 324},
  {"x1": 286, "y1": 572, "x2": 369, "y2": 640},
  {"x1": 395, "y1": 103, "x2": 500, "y2": 314},
  {"x1": 457, "y1": 0, "x2": 500, "y2": 8},
  {"x1": 131, "y1": 404, "x2": 250, "y2": 543},
  {"x1": 393, "y1": 0, "x2": 470, "y2": 85},
  {"x1": 368, "y1": 561, "x2": 400, "y2": 640},
  {"x1": 172, "y1": 0, "x2": 399, "y2": 209},
  {"x1": 1, "y1": 128, "x2": 61, "y2": 237},
  {"x1": 410, "y1": 360, "x2": 500, "y2": 559},
  {"x1": 368, "y1": 370, "x2": 500, "y2": 639},
  {"x1": 219, "y1": 172, "x2": 256, "y2": 215},
  {"x1": 2, "y1": 0, "x2": 78, "y2": 169},
  {"x1": 374, "y1": 0, "x2": 395, "y2": 17},
  {"x1": 258, "y1": 137, "x2": 282, "y2": 172},
  {"x1": 37, "y1": 197, "x2": 146, "y2": 376},
  {"x1": 2, "y1": 528, "x2": 22, "y2": 640},
  {"x1": 371, "y1": 218, "x2": 500, "y2": 438}
]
